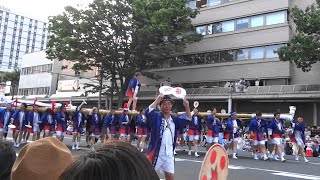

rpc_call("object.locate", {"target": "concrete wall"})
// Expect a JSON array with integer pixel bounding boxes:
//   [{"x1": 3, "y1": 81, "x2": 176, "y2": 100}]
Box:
[
  {"x1": 185, "y1": 24, "x2": 290, "y2": 54},
  {"x1": 19, "y1": 51, "x2": 54, "y2": 90},
  {"x1": 19, "y1": 73, "x2": 52, "y2": 89},
  {"x1": 290, "y1": 62, "x2": 320, "y2": 85},
  {"x1": 193, "y1": 0, "x2": 289, "y2": 25},
  {"x1": 144, "y1": 60, "x2": 290, "y2": 85}
]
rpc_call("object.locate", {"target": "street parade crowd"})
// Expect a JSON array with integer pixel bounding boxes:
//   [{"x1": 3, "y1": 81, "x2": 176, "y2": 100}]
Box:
[{"x1": 0, "y1": 72, "x2": 320, "y2": 180}]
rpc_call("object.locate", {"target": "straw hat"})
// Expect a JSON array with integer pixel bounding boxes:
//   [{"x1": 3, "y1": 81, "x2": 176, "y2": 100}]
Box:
[{"x1": 11, "y1": 137, "x2": 75, "y2": 180}]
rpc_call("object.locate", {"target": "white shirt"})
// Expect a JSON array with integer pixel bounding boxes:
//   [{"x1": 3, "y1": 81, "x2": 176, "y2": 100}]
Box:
[
  {"x1": 276, "y1": 121, "x2": 282, "y2": 131},
  {"x1": 148, "y1": 107, "x2": 176, "y2": 159},
  {"x1": 78, "y1": 113, "x2": 82, "y2": 127},
  {"x1": 159, "y1": 116, "x2": 175, "y2": 158},
  {"x1": 142, "y1": 115, "x2": 146, "y2": 122},
  {"x1": 48, "y1": 115, "x2": 53, "y2": 124},
  {"x1": 4, "y1": 111, "x2": 10, "y2": 126},
  {"x1": 134, "y1": 80, "x2": 140, "y2": 97},
  {"x1": 232, "y1": 120, "x2": 238, "y2": 134},
  {"x1": 194, "y1": 116, "x2": 198, "y2": 126},
  {"x1": 19, "y1": 111, "x2": 25, "y2": 128},
  {"x1": 33, "y1": 112, "x2": 39, "y2": 126}
]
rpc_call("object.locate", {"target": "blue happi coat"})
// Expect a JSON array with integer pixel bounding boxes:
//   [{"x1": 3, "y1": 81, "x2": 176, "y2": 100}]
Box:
[{"x1": 145, "y1": 108, "x2": 189, "y2": 167}]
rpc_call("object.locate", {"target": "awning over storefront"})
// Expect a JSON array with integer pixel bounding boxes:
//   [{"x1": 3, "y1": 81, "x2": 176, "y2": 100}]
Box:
[
  {"x1": 50, "y1": 91, "x2": 85, "y2": 98},
  {"x1": 26, "y1": 95, "x2": 49, "y2": 99}
]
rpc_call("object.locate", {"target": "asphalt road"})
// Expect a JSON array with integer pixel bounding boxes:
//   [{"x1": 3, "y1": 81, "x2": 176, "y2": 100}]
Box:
[{"x1": 7, "y1": 134, "x2": 320, "y2": 180}]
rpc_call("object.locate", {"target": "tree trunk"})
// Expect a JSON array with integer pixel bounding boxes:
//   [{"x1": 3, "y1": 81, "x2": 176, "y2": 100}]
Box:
[{"x1": 98, "y1": 69, "x2": 103, "y2": 109}]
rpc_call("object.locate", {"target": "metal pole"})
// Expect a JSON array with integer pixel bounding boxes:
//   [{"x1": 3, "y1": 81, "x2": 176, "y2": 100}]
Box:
[
  {"x1": 228, "y1": 94, "x2": 232, "y2": 114},
  {"x1": 313, "y1": 103, "x2": 318, "y2": 126}
]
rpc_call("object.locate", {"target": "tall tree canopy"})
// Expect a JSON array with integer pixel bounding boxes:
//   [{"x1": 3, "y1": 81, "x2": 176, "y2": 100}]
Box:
[
  {"x1": 277, "y1": 0, "x2": 320, "y2": 72},
  {"x1": 46, "y1": 0, "x2": 202, "y2": 107}
]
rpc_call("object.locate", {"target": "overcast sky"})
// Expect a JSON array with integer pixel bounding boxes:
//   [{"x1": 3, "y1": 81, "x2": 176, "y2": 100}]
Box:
[{"x1": 0, "y1": 0, "x2": 92, "y2": 22}]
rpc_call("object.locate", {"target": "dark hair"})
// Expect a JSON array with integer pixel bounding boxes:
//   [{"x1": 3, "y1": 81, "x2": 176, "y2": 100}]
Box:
[
  {"x1": 46, "y1": 108, "x2": 52, "y2": 114},
  {"x1": 135, "y1": 72, "x2": 142, "y2": 77},
  {"x1": 139, "y1": 108, "x2": 144, "y2": 114},
  {"x1": 21, "y1": 103, "x2": 27, "y2": 109},
  {"x1": 59, "y1": 140, "x2": 158, "y2": 180},
  {"x1": 212, "y1": 107, "x2": 217, "y2": 111},
  {"x1": 160, "y1": 95, "x2": 174, "y2": 106},
  {"x1": 0, "y1": 142, "x2": 16, "y2": 180},
  {"x1": 256, "y1": 111, "x2": 262, "y2": 116},
  {"x1": 274, "y1": 112, "x2": 280, "y2": 117}
]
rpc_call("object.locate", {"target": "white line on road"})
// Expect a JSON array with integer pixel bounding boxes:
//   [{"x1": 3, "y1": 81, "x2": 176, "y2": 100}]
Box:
[{"x1": 175, "y1": 157, "x2": 320, "y2": 180}]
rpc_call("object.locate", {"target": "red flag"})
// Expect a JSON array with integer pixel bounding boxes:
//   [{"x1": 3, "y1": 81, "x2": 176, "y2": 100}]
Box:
[{"x1": 51, "y1": 101, "x2": 56, "y2": 111}]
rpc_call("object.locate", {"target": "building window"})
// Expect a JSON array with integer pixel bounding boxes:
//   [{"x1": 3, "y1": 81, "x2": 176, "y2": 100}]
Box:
[
  {"x1": 205, "y1": 52, "x2": 220, "y2": 64},
  {"x1": 208, "y1": 23, "x2": 222, "y2": 34},
  {"x1": 251, "y1": 15, "x2": 265, "y2": 28},
  {"x1": 250, "y1": 47, "x2": 264, "y2": 59},
  {"x1": 196, "y1": 26, "x2": 207, "y2": 35},
  {"x1": 220, "y1": 50, "x2": 234, "y2": 62},
  {"x1": 194, "y1": 53, "x2": 205, "y2": 64},
  {"x1": 266, "y1": 44, "x2": 285, "y2": 58},
  {"x1": 266, "y1": 11, "x2": 286, "y2": 25},
  {"x1": 221, "y1": 20, "x2": 234, "y2": 32},
  {"x1": 236, "y1": 49, "x2": 249, "y2": 61},
  {"x1": 186, "y1": 0, "x2": 196, "y2": 9},
  {"x1": 236, "y1": 18, "x2": 249, "y2": 30},
  {"x1": 208, "y1": 0, "x2": 221, "y2": 6}
]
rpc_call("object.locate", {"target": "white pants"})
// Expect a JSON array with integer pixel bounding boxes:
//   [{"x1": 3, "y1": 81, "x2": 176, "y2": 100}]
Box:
[
  {"x1": 273, "y1": 138, "x2": 283, "y2": 145},
  {"x1": 206, "y1": 136, "x2": 219, "y2": 143},
  {"x1": 189, "y1": 135, "x2": 199, "y2": 141},
  {"x1": 56, "y1": 131, "x2": 66, "y2": 136},
  {"x1": 252, "y1": 140, "x2": 266, "y2": 146},
  {"x1": 295, "y1": 138, "x2": 304, "y2": 146},
  {"x1": 155, "y1": 156, "x2": 174, "y2": 174}
]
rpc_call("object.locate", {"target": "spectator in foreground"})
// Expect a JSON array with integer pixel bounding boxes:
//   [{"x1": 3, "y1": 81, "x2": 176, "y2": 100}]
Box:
[
  {"x1": 11, "y1": 137, "x2": 74, "y2": 180},
  {"x1": 59, "y1": 140, "x2": 159, "y2": 180},
  {"x1": 0, "y1": 142, "x2": 16, "y2": 180}
]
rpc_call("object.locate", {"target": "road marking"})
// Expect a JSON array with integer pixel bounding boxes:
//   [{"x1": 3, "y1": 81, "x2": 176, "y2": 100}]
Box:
[
  {"x1": 272, "y1": 172, "x2": 320, "y2": 180},
  {"x1": 176, "y1": 157, "x2": 320, "y2": 179}
]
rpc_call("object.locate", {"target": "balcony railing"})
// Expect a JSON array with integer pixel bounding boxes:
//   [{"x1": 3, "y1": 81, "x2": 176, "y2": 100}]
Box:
[{"x1": 139, "y1": 84, "x2": 320, "y2": 97}]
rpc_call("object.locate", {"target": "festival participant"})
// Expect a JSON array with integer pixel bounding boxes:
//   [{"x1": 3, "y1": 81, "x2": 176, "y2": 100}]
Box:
[
  {"x1": 268, "y1": 112, "x2": 286, "y2": 162},
  {"x1": 27, "y1": 105, "x2": 41, "y2": 141},
  {"x1": 40, "y1": 108, "x2": 55, "y2": 138},
  {"x1": 145, "y1": 95, "x2": 191, "y2": 180},
  {"x1": 126, "y1": 72, "x2": 145, "y2": 111},
  {"x1": 11, "y1": 103, "x2": 28, "y2": 148},
  {"x1": 104, "y1": 108, "x2": 119, "y2": 140},
  {"x1": 136, "y1": 109, "x2": 148, "y2": 152},
  {"x1": 224, "y1": 112, "x2": 241, "y2": 159},
  {"x1": 88, "y1": 107, "x2": 102, "y2": 151},
  {"x1": 249, "y1": 111, "x2": 268, "y2": 160},
  {"x1": 0, "y1": 108, "x2": 6, "y2": 142},
  {"x1": 55, "y1": 106, "x2": 69, "y2": 142},
  {"x1": 292, "y1": 116, "x2": 309, "y2": 163},
  {"x1": 119, "y1": 105, "x2": 131, "y2": 142},
  {"x1": 188, "y1": 108, "x2": 202, "y2": 157},
  {"x1": 72, "y1": 106, "x2": 86, "y2": 150},
  {"x1": 2, "y1": 105, "x2": 13, "y2": 142},
  {"x1": 206, "y1": 108, "x2": 221, "y2": 150}
]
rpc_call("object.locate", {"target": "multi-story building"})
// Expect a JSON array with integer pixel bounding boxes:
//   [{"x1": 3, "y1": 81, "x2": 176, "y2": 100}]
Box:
[
  {"x1": 17, "y1": 51, "x2": 105, "y2": 107},
  {"x1": 140, "y1": 0, "x2": 320, "y2": 125},
  {"x1": 0, "y1": 7, "x2": 48, "y2": 71}
]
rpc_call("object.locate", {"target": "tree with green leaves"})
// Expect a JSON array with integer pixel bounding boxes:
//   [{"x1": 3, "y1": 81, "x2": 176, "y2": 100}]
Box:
[
  {"x1": 0, "y1": 70, "x2": 20, "y2": 96},
  {"x1": 276, "y1": 0, "x2": 320, "y2": 72},
  {"x1": 47, "y1": 0, "x2": 202, "y2": 108}
]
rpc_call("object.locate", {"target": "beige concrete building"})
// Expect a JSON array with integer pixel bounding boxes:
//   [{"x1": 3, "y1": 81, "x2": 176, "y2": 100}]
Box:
[{"x1": 140, "y1": 0, "x2": 320, "y2": 125}]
